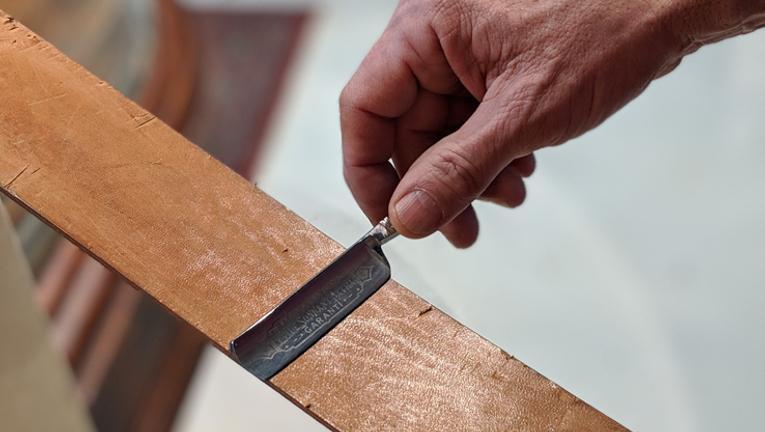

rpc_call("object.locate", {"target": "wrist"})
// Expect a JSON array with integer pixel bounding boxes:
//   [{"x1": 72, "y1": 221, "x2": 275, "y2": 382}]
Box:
[{"x1": 658, "y1": 0, "x2": 765, "y2": 55}]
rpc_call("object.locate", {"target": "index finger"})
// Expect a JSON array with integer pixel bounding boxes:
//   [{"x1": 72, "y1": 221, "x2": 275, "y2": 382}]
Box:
[{"x1": 340, "y1": 35, "x2": 418, "y2": 223}]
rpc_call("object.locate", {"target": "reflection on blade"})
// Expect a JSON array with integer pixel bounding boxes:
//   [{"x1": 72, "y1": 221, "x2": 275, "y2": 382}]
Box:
[{"x1": 231, "y1": 237, "x2": 392, "y2": 380}]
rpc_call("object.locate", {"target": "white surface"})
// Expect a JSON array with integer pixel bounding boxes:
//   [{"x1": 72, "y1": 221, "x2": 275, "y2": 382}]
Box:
[
  {"x1": 177, "y1": 2, "x2": 765, "y2": 431},
  {"x1": 173, "y1": 348, "x2": 324, "y2": 432}
]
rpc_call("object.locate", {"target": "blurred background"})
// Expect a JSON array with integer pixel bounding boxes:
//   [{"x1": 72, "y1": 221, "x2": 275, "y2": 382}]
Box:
[{"x1": 0, "y1": 0, "x2": 764, "y2": 431}]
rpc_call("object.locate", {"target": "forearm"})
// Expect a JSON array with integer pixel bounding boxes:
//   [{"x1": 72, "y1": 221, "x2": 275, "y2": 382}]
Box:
[{"x1": 661, "y1": 0, "x2": 765, "y2": 53}]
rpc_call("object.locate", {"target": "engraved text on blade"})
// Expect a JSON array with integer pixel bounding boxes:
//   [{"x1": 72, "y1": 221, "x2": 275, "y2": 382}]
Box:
[{"x1": 255, "y1": 266, "x2": 374, "y2": 361}]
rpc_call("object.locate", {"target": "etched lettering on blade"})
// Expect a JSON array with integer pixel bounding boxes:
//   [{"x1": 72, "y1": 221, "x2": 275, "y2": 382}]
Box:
[{"x1": 255, "y1": 266, "x2": 375, "y2": 361}]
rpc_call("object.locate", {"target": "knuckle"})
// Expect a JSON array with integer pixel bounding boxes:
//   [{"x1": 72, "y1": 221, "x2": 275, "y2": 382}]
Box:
[
  {"x1": 489, "y1": 73, "x2": 555, "y2": 154},
  {"x1": 509, "y1": 181, "x2": 527, "y2": 208},
  {"x1": 430, "y1": 0, "x2": 461, "y2": 22},
  {"x1": 431, "y1": 147, "x2": 485, "y2": 200},
  {"x1": 342, "y1": 162, "x2": 353, "y2": 184},
  {"x1": 431, "y1": 0, "x2": 471, "y2": 38},
  {"x1": 338, "y1": 84, "x2": 359, "y2": 128},
  {"x1": 338, "y1": 84, "x2": 354, "y2": 110}
]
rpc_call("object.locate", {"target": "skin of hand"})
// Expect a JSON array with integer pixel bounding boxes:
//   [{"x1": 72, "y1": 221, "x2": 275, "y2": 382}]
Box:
[{"x1": 340, "y1": 0, "x2": 765, "y2": 247}]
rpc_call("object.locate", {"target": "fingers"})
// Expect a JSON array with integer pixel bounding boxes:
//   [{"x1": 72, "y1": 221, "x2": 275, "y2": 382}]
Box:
[
  {"x1": 440, "y1": 154, "x2": 534, "y2": 247},
  {"x1": 342, "y1": 19, "x2": 538, "y2": 241},
  {"x1": 341, "y1": 38, "x2": 419, "y2": 223},
  {"x1": 510, "y1": 154, "x2": 536, "y2": 178},
  {"x1": 393, "y1": 90, "x2": 450, "y2": 176},
  {"x1": 439, "y1": 205, "x2": 479, "y2": 248},
  {"x1": 394, "y1": 91, "x2": 477, "y2": 174},
  {"x1": 481, "y1": 166, "x2": 527, "y2": 208},
  {"x1": 392, "y1": 91, "x2": 487, "y2": 246},
  {"x1": 478, "y1": 154, "x2": 535, "y2": 207},
  {"x1": 389, "y1": 99, "x2": 516, "y2": 238}
]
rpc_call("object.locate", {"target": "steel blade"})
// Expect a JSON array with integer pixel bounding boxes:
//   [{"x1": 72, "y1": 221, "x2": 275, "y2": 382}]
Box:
[{"x1": 231, "y1": 235, "x2": 392, "y2": 380}]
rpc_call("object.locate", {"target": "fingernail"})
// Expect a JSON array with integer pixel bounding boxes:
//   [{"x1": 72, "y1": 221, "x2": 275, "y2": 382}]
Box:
[{"x1": 394, "y1": 190, "x2": 442, "y2": 235}]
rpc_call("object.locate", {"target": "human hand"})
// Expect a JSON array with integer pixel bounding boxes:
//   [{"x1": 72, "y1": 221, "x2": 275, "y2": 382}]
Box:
[{"x1": 340, "y1": 0, "x2": 762, "y2": 247}]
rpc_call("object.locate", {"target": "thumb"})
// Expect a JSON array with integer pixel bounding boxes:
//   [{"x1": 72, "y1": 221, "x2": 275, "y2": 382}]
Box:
[{"x1": 389, "y1": 100, "x2": 516, "y2": 238}]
